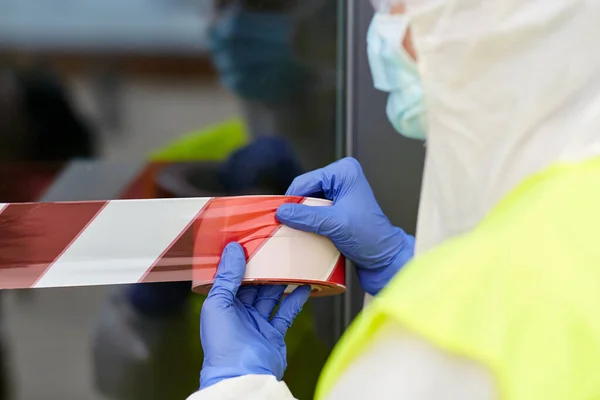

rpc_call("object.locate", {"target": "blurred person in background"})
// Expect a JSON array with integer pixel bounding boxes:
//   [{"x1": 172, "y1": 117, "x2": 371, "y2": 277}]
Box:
[
  {"x1": 0, "y1": 66, "x2": 95, "y2": 163},
  {"x1": 91, "y1": 1, "x2": 341, "y2": 399},
  {"x1": 206, "y1": 0, "x2": 339, "y2": 170},
  {"x1": 189, "y1": 0, "x2": 600, "y2": 399},
  {"x1": 0, "y1": 65, "x2": 96, "y2": 201},
  {"x1": 0, "y1": 64, "x2": 96, "y2": 399}
]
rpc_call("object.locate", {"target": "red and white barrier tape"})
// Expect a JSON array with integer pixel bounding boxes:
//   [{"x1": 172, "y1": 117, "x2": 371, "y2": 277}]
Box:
[{"x1": 0, "y1": 196, "x2": 345, "y2": 296}]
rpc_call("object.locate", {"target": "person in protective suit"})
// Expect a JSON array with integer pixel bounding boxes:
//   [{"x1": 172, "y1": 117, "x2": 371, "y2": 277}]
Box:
[
  {"x1": 0, "y1": 64, "x2": 96, "y2": 399},
  {"x1": 91, "y1": 1, "x2": 340, "y2": 399}
]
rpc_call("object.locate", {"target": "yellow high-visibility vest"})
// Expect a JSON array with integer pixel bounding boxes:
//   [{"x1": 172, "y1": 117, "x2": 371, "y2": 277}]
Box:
[{"x1": 316, "y1": 155, "x2": 600, "y2": 400}]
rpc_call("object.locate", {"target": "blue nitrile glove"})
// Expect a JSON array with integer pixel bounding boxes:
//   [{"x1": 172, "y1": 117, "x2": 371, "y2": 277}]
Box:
[
  {"x1": 200, "y1": 242, "x2": 311, "y2": 389},
  {"x1": 276, "y1": 157, "x2": 415, "y2": 296}
]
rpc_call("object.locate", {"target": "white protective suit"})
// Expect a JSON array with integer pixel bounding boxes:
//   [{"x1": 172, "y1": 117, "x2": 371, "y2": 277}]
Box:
[{"x1": 188, "y1": 0, "x2": 600, "y2": 398}]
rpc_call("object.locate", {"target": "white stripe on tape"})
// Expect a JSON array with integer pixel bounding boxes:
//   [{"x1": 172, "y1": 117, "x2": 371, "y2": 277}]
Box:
[{"x1": 34, "y1": 198, "x2": 209, "y2": 288}]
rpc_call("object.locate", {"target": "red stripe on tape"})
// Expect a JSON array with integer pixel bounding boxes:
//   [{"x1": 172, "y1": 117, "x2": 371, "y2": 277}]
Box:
[
  {"x1": 0, "y1": 201, "x2": 107, "y2": 288},
  {"x1": 192, "y1": 196, "x2": 304, "y2": 283},
  {"x1": 327, "y1": 255, "x2": 346, "y2": 288},
  {"x1": 138, "y1": 201, "x2": 211, "y2": 284},
  {"x1": 136, "y1": 225, "x2": 195, "y2": 283}
]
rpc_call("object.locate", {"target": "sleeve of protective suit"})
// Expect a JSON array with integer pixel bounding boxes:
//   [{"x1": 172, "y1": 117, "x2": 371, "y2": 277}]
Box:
[
  {"x1": 186, "y1": 375, "x2": 297, "y2": 400},
  {"x1": 186, "y1": 320, "x2": 496, "y2": 400}
]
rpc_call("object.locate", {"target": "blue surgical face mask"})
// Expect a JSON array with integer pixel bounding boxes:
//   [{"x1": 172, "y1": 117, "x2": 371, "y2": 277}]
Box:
[
  {"x1": 207, "y1": 7, "x2": 309, "y2": 105},
  {"x1": 366, "y1": 13, "x2": 427, "y2": 141}
]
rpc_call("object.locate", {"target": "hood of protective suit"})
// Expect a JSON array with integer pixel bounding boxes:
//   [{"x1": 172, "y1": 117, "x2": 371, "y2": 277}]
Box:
[{"x1": 407, "y1": 0, "x2": 600, "y2": 253}]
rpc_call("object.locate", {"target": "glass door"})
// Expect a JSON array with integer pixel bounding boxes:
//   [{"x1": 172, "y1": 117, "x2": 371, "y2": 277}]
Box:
[{"x1": 0, "y1": 0, "x2": 346, "y2": 399}]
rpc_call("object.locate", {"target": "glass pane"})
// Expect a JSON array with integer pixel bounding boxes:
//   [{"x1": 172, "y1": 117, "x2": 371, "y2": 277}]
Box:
[{"x1": 0, "y1": 0, "x2": 344, "y2": 399}]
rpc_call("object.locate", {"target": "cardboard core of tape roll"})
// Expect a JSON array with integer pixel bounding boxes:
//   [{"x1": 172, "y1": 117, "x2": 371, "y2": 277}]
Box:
[{"x1": 191, "y1": 196, "x2": 346, "y2": 297}]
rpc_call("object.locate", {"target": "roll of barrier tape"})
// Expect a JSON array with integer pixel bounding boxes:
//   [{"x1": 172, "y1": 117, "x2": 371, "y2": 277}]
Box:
[{"x1": 0, "y1": 196, "x2": 345, "y2": 296}]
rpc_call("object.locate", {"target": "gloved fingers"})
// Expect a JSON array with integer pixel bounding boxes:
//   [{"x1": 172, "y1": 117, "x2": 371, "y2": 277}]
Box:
[
  {"x1": 254, "y1": 285, "x2": 286, "y2": 319},
  {"x1": 270, "y1": 285, "x2": 312, "y2": 336},
  {"x1": 276, "y1": 203, "x2": 338, "y2": 237},
  {"x1": 206, "y1": 242, "x2": 246, "y2": 307},
  {"x1": 237, "y1": 285, "x2": 259, "y2": 306}
]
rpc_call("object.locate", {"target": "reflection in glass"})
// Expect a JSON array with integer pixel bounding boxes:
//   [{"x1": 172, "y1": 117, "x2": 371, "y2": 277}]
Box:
[{"x1": 0, "y1": 0, "x2": 342, "y2": 399}]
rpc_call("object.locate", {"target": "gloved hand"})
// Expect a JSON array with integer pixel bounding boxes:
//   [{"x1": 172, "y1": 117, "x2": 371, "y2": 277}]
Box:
[
  {"x1": 200, "y1": 242, "x2": 311, "y2": 389},
  {"x1": 276, "y1": 157, "x2": 415, "y2": 296}
]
